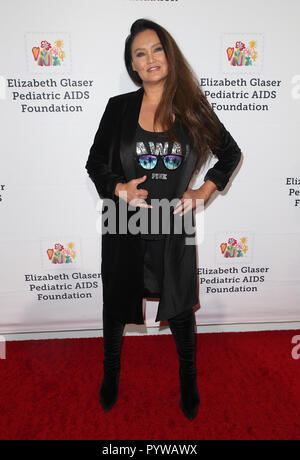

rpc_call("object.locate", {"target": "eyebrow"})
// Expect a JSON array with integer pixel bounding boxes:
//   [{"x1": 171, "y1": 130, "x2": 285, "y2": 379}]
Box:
[{"x1": 133, "y1": 42, "x2": 162, "y2": 53}]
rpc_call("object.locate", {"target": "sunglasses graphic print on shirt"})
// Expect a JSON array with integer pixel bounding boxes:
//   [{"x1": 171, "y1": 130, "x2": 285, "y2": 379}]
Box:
[{"x1": 136, "y1": 141, "x2": 189, "y2": 171}]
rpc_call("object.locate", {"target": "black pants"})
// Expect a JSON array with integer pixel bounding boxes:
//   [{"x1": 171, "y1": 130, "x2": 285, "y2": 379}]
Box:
[{"x1": 102, "y1": 307, "x2": 196, "y2": 376}]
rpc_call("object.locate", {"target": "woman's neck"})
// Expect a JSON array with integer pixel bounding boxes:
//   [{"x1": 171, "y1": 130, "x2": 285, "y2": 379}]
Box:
[{"x1": 142, "y1": 81, "x2": 165, "y2": 107}]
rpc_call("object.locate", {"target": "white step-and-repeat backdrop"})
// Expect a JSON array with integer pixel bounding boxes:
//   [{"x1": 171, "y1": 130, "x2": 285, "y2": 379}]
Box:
[{"x1": 0, "y1": 0, "x2": 299, "y2": 333}]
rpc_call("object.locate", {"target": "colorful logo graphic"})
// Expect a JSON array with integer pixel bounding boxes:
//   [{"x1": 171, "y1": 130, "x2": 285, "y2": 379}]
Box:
[
  {"x1": 32, "y1": 40, "x2": 65, "y2": 66},
  {"x1": 47, "y1": 242, "x2": 76, "y2": 264},
  {"x1": 226, "y1": 41, "x2": 257, "y2": 66},
  {"x1": 220, "y1": 237, "x2": 248, "y2": 258}
]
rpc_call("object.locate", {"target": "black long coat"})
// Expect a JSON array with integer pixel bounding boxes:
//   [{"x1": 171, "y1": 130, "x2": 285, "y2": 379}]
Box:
[{"x1": 85, "y1": 87, "x2": 242, "y2": 325}]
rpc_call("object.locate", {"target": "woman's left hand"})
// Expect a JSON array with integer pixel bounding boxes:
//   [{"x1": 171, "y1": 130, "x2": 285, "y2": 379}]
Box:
[{"x1": 173, "y1": 181, "x2": 217, "y2": 216}]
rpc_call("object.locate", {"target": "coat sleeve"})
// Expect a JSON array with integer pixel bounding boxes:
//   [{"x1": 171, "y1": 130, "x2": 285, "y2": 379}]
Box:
[
  {"x1": 203, "y1": 112, "x2": 242, "y2": 191},
  {"x1": 85, "y1": 97, "x2": 127, "y2": 201}
]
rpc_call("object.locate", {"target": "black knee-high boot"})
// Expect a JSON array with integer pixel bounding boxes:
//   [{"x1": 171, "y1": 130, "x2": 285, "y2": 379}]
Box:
[
  {"x1": 168, "y1": 308, "x2": 200, "y2": 421},
  {"x1": 99, "y1": 308, "x2": 126, "y2": 412}
]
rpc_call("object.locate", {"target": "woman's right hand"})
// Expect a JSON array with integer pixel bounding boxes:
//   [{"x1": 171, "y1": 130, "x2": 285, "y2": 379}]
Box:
[{"x1": 114, "y1": 175, "x2": 152, "y2": 208}]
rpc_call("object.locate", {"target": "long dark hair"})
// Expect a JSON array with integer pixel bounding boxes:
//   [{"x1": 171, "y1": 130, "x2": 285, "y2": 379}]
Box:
[{"x1": 124, "y1": 18, "x2": 222, "y2": 177}]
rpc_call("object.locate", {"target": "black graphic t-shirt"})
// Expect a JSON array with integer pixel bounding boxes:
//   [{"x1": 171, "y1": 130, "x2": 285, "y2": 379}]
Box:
[{"x1": 134, "y1": 119, "x2": 191, "y2": 240}]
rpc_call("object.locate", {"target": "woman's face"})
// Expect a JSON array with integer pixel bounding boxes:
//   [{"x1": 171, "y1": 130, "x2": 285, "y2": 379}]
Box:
[{"x1": 131, "y1": 29, "x2": 168, "y2": 85}]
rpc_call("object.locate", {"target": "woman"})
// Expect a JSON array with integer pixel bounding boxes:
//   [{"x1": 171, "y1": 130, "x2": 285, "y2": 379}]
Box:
[{"x1": 85, "y1": 19, "x2": 242, "y2": 421}]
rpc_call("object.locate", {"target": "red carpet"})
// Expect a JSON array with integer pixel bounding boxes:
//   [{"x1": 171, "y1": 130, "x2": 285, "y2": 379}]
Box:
[{"x1": 1, "y1": 329, "x2": 300, "y2": 440}]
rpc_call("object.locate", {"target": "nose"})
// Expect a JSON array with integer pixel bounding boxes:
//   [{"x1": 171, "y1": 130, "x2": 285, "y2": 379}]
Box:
[{"x1": 146, "y1": 51, "x2": 155, "y2": 64}]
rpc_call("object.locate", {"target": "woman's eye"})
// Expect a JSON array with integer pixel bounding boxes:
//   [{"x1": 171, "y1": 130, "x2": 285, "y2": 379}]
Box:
[{"x1": 136, "y1": 47, "x2": 163, "y2": 58}]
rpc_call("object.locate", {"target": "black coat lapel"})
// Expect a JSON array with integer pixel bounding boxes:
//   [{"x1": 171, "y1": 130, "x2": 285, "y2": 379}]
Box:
[{"x1": 120, "y1": 87, "x2": 144, "y2": 181}]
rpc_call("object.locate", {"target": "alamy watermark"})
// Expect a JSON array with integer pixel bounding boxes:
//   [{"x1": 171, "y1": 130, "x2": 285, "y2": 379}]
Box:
[
  {"x1": 0, "y1": 335, "x2": 6, "y2": 359},
  {"x1": 95, "y1": 192, "x2": 205, "y2": 246},
  {"x1": 291, "y1": 335, "x2": 300, "y2": 360},
  {"x1": 291, "y1": 75, "x2": 300, "y2": 100}
]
